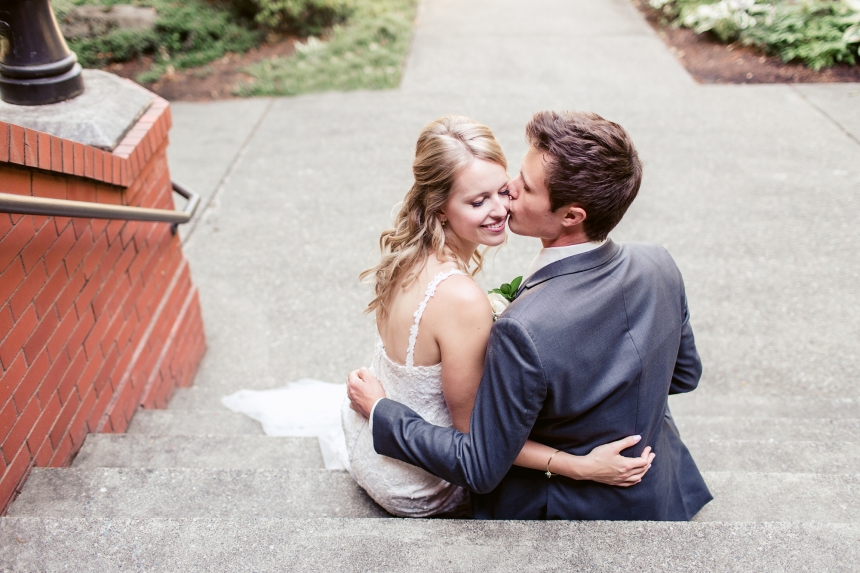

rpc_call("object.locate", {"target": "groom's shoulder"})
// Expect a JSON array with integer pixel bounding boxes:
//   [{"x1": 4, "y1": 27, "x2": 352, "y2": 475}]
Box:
[
  {"x1": 619, "y1": 242, "x2": 680, "y2": 273},
  {"x1": 622, "y1": 241, "x2": 672, "y2": 258}
]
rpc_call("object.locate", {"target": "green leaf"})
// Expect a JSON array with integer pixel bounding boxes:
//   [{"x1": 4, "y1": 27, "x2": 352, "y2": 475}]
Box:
[
  {"x1": 500, "y1": 283, "x2": 511, "y2": 295},
  {"x1": 510, "y1": 276, "x2": 523, "y2": 292}
]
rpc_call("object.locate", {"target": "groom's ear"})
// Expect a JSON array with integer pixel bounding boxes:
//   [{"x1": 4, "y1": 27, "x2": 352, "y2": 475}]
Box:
[{"x1": 560, "y1": 205, "x2": 586, "y2": 228}]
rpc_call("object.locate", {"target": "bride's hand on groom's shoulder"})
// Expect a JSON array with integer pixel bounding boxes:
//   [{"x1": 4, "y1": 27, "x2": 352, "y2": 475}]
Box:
[
  {"x1": 347, "y1": 367, "x2": 386, "y2": 419},
  {"x1": 580, "y1": 436, "x2": 655, "y2": 487}
]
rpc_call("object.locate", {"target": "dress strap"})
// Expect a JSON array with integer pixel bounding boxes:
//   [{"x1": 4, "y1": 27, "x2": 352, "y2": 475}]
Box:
[{"x1": 405, "y1": 268, "x2": 465, "y2": 368}]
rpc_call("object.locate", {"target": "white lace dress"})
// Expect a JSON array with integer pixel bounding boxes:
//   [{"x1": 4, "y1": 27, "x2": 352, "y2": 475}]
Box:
[{"x1": 341, "y1": 269, "x2": 470, "y2": 517}]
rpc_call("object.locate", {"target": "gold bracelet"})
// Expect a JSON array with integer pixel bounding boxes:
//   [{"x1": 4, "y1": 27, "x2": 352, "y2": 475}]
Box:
[{"x1": 545, "y1": 450, "x2": 560, "y2": 478}]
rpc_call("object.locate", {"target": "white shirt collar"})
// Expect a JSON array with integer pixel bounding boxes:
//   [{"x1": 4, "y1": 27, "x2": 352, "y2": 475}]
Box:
[{"x1": 524, "y1": 239, "x2": 607, "y2": 281}]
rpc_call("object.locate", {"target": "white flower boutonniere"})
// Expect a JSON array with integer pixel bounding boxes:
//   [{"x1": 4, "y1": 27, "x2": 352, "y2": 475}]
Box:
[{"x1": 487, "y1": 276, "x2": 522, "y2": 321}]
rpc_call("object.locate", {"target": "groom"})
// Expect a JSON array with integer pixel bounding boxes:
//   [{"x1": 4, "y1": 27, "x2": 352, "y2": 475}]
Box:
[{"x1": 348, "y1": 110, "x2": 712, "y2": 520}]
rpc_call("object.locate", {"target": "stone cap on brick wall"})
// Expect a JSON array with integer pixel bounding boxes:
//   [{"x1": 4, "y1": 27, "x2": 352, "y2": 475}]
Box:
[
  {"x1": 0, "y1": 71, "x2": 154, "y2": 152},
  {"x1": 0, "y1": 77, "x2": 171, "y2": 190}
]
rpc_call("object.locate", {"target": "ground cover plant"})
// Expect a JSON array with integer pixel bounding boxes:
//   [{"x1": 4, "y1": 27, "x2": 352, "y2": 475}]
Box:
[
  {"x1": 51, "y1": 0, "x2": 366, "y2": 88},
  {"x1": 237, "y1": 0, "x2": 418, "y2": 96},
  {"x1": 649, "y1": 0, "x2": 860, "y2": 69}
]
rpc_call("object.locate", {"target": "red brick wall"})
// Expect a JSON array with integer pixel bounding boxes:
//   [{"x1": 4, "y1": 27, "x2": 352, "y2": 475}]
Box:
[{"x1": 0, "y1": 93, "x2": 206, "y2": 513}]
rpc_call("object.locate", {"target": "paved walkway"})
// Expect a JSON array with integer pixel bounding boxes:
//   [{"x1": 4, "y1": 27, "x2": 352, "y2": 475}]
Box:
[{"x1": 166, "y1": 0, "x2": 860, "y2": 411}]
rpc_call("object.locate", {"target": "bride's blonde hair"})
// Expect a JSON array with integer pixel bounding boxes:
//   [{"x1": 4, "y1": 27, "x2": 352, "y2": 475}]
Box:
[{"x1": 361, "y1": 115, "x2": 508, "y2": 319}]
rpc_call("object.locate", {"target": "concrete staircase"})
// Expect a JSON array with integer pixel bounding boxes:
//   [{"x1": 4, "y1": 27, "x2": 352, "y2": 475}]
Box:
[{"x1": 1, "y1": 388, "x2": 859, "y2": 571}]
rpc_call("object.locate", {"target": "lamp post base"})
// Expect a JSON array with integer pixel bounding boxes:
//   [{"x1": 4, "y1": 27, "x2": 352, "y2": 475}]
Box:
[{"x1": 0, "y1": 63, "x2": 85, "y2": 106}]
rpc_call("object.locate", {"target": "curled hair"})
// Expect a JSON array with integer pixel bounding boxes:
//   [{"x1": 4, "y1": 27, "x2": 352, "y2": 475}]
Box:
[
  {"x1": 361, "y1": 115, "x2": 507, "y2": 318},
  {"x1": 526, "y1": 110, "x2": 642, "y2": 241}
]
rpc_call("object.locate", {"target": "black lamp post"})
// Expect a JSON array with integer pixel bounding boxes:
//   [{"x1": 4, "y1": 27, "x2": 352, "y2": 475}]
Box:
[{"x1": 0, "y1": 0, "x2": 85, "y2": 105}]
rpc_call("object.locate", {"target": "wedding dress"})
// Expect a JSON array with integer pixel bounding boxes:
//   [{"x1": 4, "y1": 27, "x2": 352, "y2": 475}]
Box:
[
  {"x1": 341, "y1": 268, "x2": 470, "y2": 517},
  {"x1": 222, "y1": 268, "x2": 469, "y2": 517}
]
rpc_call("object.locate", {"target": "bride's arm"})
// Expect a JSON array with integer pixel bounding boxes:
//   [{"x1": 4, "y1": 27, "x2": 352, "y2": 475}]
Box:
[
  {"x1": 514, "y1": 437, "x2": 654, "y2": 487},
  {"x1": 431, "y1": 281, "x2": 653, "y2": 487}
]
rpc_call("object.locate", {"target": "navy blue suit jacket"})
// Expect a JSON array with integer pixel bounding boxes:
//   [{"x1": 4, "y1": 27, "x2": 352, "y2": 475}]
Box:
[{"x1": 372, "y1": 240, "x2": 712, "y2": 520}]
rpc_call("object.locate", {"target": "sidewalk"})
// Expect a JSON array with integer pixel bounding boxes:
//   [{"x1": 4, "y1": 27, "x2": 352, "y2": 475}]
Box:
[{"x1": 167, "y1": 0, "x2": 860, "y2": 409}]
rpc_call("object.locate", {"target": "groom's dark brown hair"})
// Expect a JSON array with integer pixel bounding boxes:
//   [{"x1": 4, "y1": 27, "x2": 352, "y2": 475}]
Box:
[{"x1": 526, "y1": 110, "x2": 642, "y2": 242}]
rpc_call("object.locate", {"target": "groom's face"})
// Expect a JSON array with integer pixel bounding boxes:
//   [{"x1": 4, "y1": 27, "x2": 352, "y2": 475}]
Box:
[{"x1": 506, "y1": 146, "x2": 558, "y2": 241}]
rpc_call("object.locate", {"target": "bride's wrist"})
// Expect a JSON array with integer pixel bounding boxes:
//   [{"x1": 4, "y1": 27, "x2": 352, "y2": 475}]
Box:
[
  {"x1": 572, "y1": 454, "x2": 597, "y2": 481},
  {"x1": 562, "y1": 454, "x2": 591, "y2": 481}
]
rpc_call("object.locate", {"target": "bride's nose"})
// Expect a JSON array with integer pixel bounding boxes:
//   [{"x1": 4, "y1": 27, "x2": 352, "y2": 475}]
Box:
[{"x1": 490, "y1": 194, "x2": 509, "y2": 217}]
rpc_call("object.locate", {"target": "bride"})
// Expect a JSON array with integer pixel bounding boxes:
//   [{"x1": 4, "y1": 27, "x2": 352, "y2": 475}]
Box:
[{"x1": 340, "y1": 116, "x2": 654, "y2": 517}]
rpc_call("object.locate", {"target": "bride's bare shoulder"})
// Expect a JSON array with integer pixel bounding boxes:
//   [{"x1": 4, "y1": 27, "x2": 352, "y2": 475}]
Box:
[{"x1": 431, "y1": 273, "x2": 491, "y2": 315}]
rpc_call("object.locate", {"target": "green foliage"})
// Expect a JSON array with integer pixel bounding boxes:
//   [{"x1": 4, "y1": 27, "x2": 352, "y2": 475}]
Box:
[
  {"x1": 744, "y1": 1, "x2": 860, "y2": 69},
  {"x1": 251, "y1": 0, "x2": 353, "y2": 33},
  {"x1": 649, "y1": 0, "x2": 860, "y2": 70},
  {"x1": 237, "y1": 0, "x2": 417, "y2": 96},
  {"x1": 54, "y1": 0, "x2": 417, "y2": 94},
  {"x1": 489, "y1": 276, "x2": 523, "y2": 302},
  {"x1": 58, "y1": 0, "x2": 260, "y2": 81}
]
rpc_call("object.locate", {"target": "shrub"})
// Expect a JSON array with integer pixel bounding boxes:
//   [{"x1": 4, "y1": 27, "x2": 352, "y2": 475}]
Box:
[
  {"x1": 60, "y1": 0, "x2": 260, "y2": 76},
  {"x1": 649, "y1": 0, "x2": 860, "y2": 70},
  {"x1": 250, "y1": 0, "x2": 354, "y2": 34}
]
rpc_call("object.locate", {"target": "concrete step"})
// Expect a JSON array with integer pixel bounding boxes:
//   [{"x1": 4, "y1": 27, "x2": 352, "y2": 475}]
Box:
[
  {"x1": 168, "y1": 386, "x2": 860, "y2": 421},
  {"x1": 675, "y1": 415, "x2": 860, "y2": 442},
  {"x1": 73, "y1": 433, "x2": 858, "y2": 474},
  {"x1": 7, "y1": 468, "x2": 387, "y2": 519},
  {"x1": 127, "y1": 409, "x2": 263, "y2": 436},
  {"x1": 696, "y1": 472, "x2": 858, "y2": 523},
  {"x1": 167, "y1": 386, "x2": 251, "y2": 411},
  {"x1": 7, "y1": 467, "x2": 858, "y2": 523},
  {"x1": 2, "y1": 518, "x2": 858, "y2": 572},
  {"x1": 686, "y1": 439, "x2": 860, "y2": 474},
  {"x1": 669, "y1": 393, "x2": 860, "y2": 419},
  {"x1": 72, "y1": 435, "x2": 324, "y2": 470}
]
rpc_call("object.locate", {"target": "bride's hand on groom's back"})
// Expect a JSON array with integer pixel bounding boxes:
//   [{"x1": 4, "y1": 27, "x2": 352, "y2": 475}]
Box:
[
  {"x1": 581, "y1": 436, "x2": 655, "y2": 487},
  {"x1": 347, "y1": 368, "x2": 387, "y2": 419}
]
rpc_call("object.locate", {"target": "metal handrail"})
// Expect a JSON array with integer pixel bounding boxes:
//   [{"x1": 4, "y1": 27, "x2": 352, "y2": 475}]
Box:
[{"x1": 0, "y1": 181, "x2": 200, "y2": 235}]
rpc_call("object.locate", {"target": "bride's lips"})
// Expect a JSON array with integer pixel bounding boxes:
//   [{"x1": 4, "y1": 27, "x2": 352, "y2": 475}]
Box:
[{"x1": 481, "y1": 219, "x2": 506, "y2": 233}]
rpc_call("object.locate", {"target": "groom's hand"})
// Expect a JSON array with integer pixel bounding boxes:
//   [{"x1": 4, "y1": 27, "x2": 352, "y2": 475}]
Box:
[{"x1": 347, "y1": 367, "x2": 386, "y2": 419}]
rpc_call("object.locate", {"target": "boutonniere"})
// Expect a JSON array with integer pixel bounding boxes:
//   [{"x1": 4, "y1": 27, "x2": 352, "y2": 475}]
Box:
[{"x1": 487, "y1": 276, "x2": 522, "y2": 321}]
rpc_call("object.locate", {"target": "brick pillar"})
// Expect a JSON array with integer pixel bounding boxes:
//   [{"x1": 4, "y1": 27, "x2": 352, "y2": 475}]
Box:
[{"x1": 0, "y1": 95, "x2": 206, "y2": 513}]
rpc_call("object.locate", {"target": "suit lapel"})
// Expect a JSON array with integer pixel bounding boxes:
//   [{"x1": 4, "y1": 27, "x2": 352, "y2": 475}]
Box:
[{"x1": 514, "y1": 240, "x2": 620, "y2": 299}]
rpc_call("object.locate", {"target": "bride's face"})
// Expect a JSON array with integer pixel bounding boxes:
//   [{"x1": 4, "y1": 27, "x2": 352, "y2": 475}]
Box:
[{"x1": 441, "y1": 158, "x2": 510, "y2": 249}]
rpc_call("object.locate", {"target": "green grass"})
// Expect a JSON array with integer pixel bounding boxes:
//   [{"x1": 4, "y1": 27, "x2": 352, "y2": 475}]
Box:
[
  {"x1": 236, "y1": 0, "x2": 418, "y2": 96},
  {"x1": 650, "y1": 0, "x2": 860, "y2": 70}
]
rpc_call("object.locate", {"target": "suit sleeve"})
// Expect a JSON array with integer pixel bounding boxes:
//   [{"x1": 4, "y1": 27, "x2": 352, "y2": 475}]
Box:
[
  {"x1": 371, "y1": 317, "x2": 547, "y2": 494},
  {"x1": 670, "y1": 277, "x2": 703, "y2": 395}
]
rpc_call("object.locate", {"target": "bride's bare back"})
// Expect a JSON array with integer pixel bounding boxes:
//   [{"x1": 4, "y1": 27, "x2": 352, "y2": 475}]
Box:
[{"x1": 377, "y1": 256, "x2": 495, "y2": 433}]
